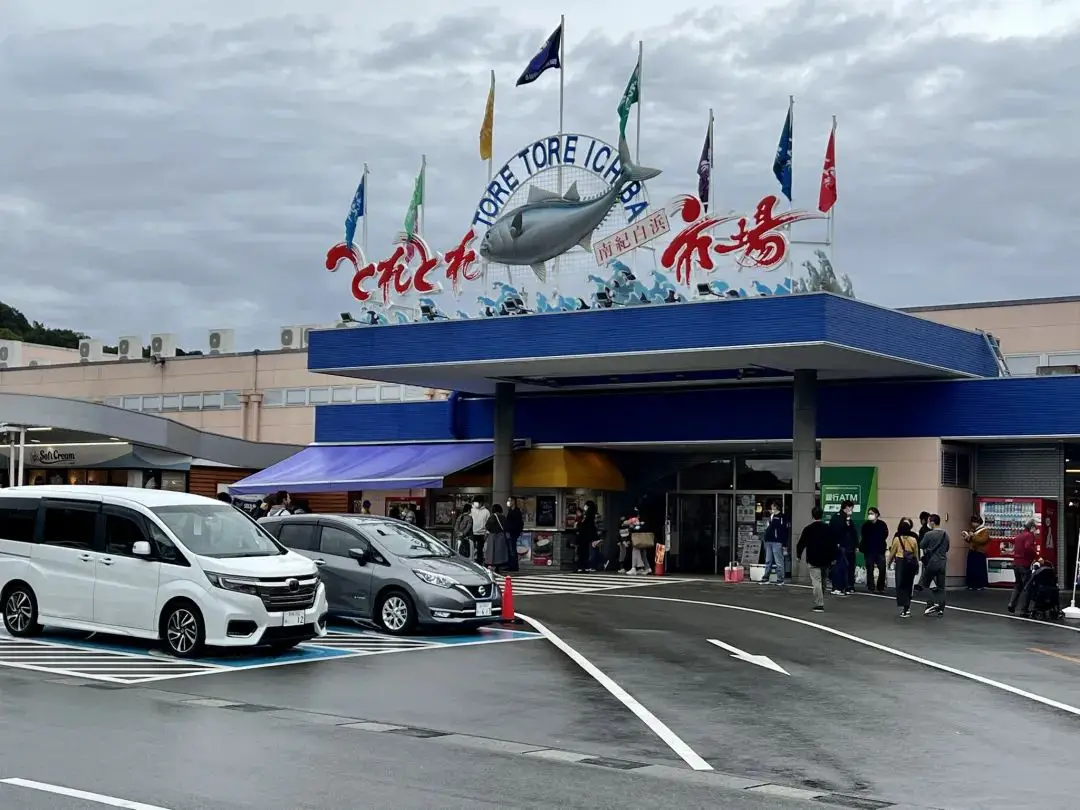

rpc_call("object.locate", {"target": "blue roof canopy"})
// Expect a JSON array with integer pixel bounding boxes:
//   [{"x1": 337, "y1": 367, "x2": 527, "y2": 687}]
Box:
[
  {"x1": 228, "y1": 442, "x2": 493, "y2": 495},
  {"x1": 308, "y1": 293, "x2": 1002, "y2": 395}
]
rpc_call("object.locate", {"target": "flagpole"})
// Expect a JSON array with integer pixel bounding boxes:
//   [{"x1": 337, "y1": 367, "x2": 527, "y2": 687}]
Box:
[
  {"x1": 635, "y1": 41, "x2": 643, "y2": 160},
  {"x1": 785, "y1": 95, "x2": 795, "y2": 291},
  {"x1": 361, "y1": 163, "x2": 370, "y2": 260},
  {"x1": 418, "y1": 154, "x2": 426, "y2": 235},
  {"x1": 827, "y1": 115, "x2": 836, "y2": 264},
  {"x1": 707, "y1": 107, "x2": 714, "y2": 212},
  {"x1": 487, "y1": 70, "x2": 495, "y2": 185},
  {"x1": 555, "y1": 15, "x2": 565, "y2": 282}
]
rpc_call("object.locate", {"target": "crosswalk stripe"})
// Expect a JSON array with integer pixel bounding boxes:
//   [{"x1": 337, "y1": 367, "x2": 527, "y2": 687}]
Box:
[{"x1": 505, "y1": 573, "x2": 698, "y2": 597}]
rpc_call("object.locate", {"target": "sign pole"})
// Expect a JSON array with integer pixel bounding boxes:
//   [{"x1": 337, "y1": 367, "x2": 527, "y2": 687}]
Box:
[
  {"x1": 361, "y1": 162, "x2": 369, "y2": 261},
  {"x1": 1065, "y1": 529, "x2": 1080, "y2": 619},
  {"x1": 17, "y1": 427, "x2": 25, "y2": 486}
]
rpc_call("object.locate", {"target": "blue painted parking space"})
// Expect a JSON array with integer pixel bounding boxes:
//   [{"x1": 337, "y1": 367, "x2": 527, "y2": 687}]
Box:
[{"x1": 0, "y1": 624, "x2": 540, "y2": 684}]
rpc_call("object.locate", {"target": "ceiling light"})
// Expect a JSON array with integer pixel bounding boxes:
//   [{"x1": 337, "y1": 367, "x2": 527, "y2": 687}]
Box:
[{"x1": 25, "y1": 427, "x2": 53, "y2": 432}]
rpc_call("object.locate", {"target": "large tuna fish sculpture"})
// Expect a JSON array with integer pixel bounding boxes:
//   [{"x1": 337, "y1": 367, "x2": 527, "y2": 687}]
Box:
[{"x1": 478, "y1": 134, "x2": 661, "y2": 282}]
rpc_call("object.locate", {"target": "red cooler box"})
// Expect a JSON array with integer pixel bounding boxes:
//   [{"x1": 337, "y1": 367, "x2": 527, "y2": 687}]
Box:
[{"x1": 977, "y1": 497, "x2": 1058, "y2": 586}]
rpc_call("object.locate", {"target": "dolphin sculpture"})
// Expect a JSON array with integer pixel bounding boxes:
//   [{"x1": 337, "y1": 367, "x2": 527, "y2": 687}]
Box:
[{"x1": 478, "y1": 135, "x2": 661, "y2": 282}]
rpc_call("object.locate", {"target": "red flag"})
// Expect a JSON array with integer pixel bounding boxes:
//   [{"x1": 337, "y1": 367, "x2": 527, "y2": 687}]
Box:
[{"x1": 818, "y1": 124, "x2": 837, "y2": 214}]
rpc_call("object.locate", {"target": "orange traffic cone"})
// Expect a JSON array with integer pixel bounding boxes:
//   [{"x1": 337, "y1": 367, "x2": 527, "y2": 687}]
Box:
[{"x1": 500, "y1": 576, "x2": 521, "y2": 624}]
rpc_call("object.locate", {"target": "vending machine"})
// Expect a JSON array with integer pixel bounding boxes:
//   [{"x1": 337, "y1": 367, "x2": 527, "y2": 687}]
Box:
[{"x1": 977, "y1": 498, "x2": 1058, "y2": 586}]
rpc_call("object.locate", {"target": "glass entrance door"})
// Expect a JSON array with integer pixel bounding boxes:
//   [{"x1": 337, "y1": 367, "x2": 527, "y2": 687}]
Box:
[{"x1": 667, "y1": 493, "x2": 735, "y2": 575}]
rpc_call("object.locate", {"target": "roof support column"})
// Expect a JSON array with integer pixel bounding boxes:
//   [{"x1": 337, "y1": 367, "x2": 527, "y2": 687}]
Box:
[
  {"x1": 492, "y1": 382, "x2": 516, "y2": 512},
  {"x1": 792, "y1": 370, "x2": 818, "y2": 581}
]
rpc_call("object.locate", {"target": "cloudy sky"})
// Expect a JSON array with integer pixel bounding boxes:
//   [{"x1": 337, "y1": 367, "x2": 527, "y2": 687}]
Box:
[{"x1": 2, "y1": 0, "x2": 1078, "y2": 351}]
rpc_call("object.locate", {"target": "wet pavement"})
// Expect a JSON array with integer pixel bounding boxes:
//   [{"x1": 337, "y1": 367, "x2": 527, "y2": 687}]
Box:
[
  {"x1": 0, "y1": 578, "x2": 1075, "y2": 808},
  {"x1": 520, "y1": 579, "x2": 1080, "y2": 810}
]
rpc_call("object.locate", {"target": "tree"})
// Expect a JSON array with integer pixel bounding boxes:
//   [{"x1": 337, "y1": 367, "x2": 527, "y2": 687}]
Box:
[
  {"x1": 0, "y1": 299, "x2": 195, "y2": 354},
  {"x1": 797, "y1": 250, "x2": 854, "y2": 297}
]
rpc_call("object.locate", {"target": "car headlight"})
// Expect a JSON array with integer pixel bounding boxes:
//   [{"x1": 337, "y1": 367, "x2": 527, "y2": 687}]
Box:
[
  {"x1": 413, "y1": 569, "x2": 457, "y2": 588},
  {"x1": 204, "y1": 572, "x2": 260, "y2": 595}
]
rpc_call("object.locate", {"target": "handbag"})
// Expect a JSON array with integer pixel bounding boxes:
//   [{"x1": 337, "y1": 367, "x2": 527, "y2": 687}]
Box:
[{"x1": 631, "y1": 531, "x2": 656, "y2": 550}]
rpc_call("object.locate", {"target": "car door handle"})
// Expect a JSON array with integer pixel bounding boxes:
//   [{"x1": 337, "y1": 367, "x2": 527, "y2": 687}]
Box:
[
  {"x1": 313, "y1": 559, "x2": 326, "y2": 566},
  {"x1": 79, "y1": 553, "x2": 94, "y2": 562},
  {"x1": 100, "y1": 557, "x2": 114, "y2": 566}
]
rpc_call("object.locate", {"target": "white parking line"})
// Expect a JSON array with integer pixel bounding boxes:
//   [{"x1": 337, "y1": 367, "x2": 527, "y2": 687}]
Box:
[
  {"x1": 601, "y1": 593, "x2": 1080, "y2": 718},
  {"x1": 517, "y1": 612, "x2": 713, "y2": 772},
  {"x1": 0, "y1": 777, "x2": 171, "y2": 809}
]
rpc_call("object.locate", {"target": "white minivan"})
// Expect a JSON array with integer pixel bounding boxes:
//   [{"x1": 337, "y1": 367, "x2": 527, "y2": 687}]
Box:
[{"x1": 0, "y1": 486, "x2": 328, "y2": 658}]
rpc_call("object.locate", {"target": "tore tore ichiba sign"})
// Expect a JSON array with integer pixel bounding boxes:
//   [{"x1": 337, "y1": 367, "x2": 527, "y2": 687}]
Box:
[{"x1": 325, "y1": 131, "x2": 827, "y2": 325}]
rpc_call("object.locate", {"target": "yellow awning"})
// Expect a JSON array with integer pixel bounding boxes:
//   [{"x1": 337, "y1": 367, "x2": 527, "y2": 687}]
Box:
[{"x1": 443, "y1": 447, "x2": 625, "y2": 491}]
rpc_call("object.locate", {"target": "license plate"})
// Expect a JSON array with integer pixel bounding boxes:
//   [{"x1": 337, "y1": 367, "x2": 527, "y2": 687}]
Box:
[
  {"x1": 475, "y1": 602, "x2": 492, "y2": 617},
  {"x1": 283, "y1": 610, "x2": 306, "y2": 627}
]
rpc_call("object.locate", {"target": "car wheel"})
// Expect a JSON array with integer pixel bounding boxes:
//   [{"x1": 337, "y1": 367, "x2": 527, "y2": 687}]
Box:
[
  {"x1": 376, "y1": 590, "x2": 416, "y2": 636},
  {"x1": 162, "y1": 601, "x2": 205, "y2": 658},
  {"x1": 2, "y1": 584, "x2": 43, "y2": 637}
]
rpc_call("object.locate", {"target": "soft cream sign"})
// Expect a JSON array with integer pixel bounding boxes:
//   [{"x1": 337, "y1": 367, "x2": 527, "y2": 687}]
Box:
[
  {"x1": 32, "y1": 448, "x2": 78, "y2": 465},
  {"x1": 0, "y1": 443, "x2": 133, "y2": 468}
]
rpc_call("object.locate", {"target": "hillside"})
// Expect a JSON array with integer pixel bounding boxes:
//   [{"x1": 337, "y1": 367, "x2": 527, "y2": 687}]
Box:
[{"x1": 0, "y1": 301, "x2": 200, "y2": 356}]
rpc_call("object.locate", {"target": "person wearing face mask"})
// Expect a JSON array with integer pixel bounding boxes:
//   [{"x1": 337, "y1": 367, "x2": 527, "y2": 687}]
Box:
[
  {"x1": 469, "y1": 498, "x2": 491, "y2": 566},
  {"x1": 760, "y1": 501, "x2": 788, "y2": 585},
  {"x1": 504, "y1": 497, "x2": 523, "y2": 572},
  {"x1": 859, "y1": 507, "x2": 889, "y2": 594},
  {"x1": 829, "y1": 500, "x2": 859, "y2": 594}
]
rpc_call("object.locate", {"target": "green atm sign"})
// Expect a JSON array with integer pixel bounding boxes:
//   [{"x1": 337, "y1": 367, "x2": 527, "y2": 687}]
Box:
[{"x1": 819, "y1": 467, "x2": 879, "y2": 519}]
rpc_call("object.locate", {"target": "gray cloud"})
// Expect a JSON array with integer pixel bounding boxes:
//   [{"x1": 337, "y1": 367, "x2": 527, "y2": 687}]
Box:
[{"x1": 1, "y1": 1, "x2": 1077, "y2": 349}]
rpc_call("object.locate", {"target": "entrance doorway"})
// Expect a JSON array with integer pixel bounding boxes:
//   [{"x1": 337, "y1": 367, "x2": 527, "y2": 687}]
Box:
[{"x1": 667, "y1": 491, "x2": 791, "y2": 575}]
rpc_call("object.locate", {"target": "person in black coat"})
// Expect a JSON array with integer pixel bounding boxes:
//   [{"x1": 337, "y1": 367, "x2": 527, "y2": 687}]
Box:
[
  {"x1": 797, "y1": 507, "x2": 836, "y2": 612},
  {"x1": 504, "y1": 498, "x2": 524, "y2": 572},
  {"x1": 859, "y1": 507, "x2": 889, "y2": 593},
  {"x1": 574, "y1": 501, "x2": 600, "y2": 573},
  {"x1": 829, "y1": 500, "x2": 859, "y2": 594}
]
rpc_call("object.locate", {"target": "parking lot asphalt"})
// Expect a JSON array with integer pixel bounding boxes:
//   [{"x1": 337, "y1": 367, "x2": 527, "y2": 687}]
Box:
[{"x1": 519, "y1": 579, "x2": 1080, "y2": 810}]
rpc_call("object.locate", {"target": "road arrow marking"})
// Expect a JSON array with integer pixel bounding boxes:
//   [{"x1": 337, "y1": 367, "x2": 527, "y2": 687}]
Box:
[{"x1": 707, "y1": 638, "x2": 789, "y2": 675}]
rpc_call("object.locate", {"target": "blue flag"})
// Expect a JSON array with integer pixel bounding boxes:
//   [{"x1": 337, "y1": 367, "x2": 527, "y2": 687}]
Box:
[
  {"x1": 516, "y1": 22, "x2": 563, "y2": 86},
  {"x1": 344, "y1": 176, "x2": 365, "y2": 247},
  {"x1": 773, "y1": 103, "x2": 793, "y2": 202}
]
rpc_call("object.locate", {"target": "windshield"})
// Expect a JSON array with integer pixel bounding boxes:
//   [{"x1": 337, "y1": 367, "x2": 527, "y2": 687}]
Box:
[
  {"x1": 152, "y1": 504, "x2": 285, "y2": 558},
  {"x1": 346, "y1": 519, "x2": 453, "y2": 559}
]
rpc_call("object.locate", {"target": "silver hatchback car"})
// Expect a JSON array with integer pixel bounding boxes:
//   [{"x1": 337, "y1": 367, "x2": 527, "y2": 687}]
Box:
[{"x1": 259, "y1": 514, "x2": 502, "y2": 635}]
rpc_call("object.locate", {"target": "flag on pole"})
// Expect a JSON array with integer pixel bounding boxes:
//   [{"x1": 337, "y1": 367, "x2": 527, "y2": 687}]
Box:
[
  {"x1": 697, "y1": 112, "x2": 713, "y2": 210},
  {"x1": 403, "y1": 160, "x2": 424, "y2": 239},
  {"x1": 479, "y1": 71, "x2": 495, "y2": 161},
  {"x1": 343, "y1": 175, "x2": 365, "y2": 248},
  {"x1": 516, "y1": 23, "x2": 563, "y2": 86},
  {"x1": 617, "y1": 56, "x2": 641, "y2": 139},
  {"x1": 773, "y1": 99, "x2": 793, "y2": 202},
  {"x1": 818, "y1": 121, "x2": 837, "y2": 213}
]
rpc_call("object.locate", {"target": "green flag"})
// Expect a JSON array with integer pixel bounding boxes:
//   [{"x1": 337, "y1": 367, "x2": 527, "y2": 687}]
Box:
[
  {"x1": 617, "y1": 59, "x2": 640, "y2": 138},
  {"x1": 403, "y1": 159, "x2": 425, "y2": 237}
]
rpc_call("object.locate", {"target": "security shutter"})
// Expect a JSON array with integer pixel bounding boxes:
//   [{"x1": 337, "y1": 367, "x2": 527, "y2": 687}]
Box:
[{"x1": 975, "y1": 445, "x2": 1062, "y2": 497}]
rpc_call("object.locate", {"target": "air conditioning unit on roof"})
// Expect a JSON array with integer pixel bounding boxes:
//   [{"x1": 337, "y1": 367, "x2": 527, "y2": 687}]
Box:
[
  {"x1": 117, "y1": 335, "x2": 142, "y2": 361},
  {"x1": 78, "y1": 339, "x2": 103, "y2": 364},
  {"x1": 207, "y1": 328, "x2": 236, "y2": 355},
  {"x1": 279, "y1": 325, "x2": 324, "y2": 350},
  {"x1": 149, "y1": 333, "x2": 178, "y2": 358},
  {"x1": 0, "y1": 340, "x2": 23, "y2": 369}
]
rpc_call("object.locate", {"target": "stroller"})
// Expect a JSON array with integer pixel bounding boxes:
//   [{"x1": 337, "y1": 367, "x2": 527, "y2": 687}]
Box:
[{"x1": 1025, "y1": 562, "x2": 1064, "y2": 620}]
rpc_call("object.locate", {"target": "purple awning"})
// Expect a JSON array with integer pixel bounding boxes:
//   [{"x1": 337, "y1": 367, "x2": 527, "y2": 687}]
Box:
[{"x1": 227, "y1": 442, "x2": 493, "y2": 495}]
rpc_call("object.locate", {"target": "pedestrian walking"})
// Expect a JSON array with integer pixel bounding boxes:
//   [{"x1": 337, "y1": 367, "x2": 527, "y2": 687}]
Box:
[
  {"x1": 919, "y1": 514, "x2": 950, "y2": 616},
  {"x1": 616, "y1": 516, "x2": 632, "y2": 572},
  {"x1": 452, "y1": 507, "x2": 474, "y2": 558},
  {"x1": 889, "y1": 517, "x2": 921, "y2": 618},
  {"x1": 860, "y1": 507, "x2": 889, "y2": 593},
  {"x1": 505, "y1": 497, "x2": 523, "y2": 572},
  {"x1": 962, "y1": 514, "x2": 990, "y2": 590},
  {"x1": 917, "y1": 511, "x2": 931, "y2": 542},
  {"x1": 574, "y1": 501, "x2": 599, "y2": 573},
  {"x1": 1007, "y1": 519, "x2": 1039, "y2": 616},
  {"x1": 760, "y1": 501, "x2": 788, "y2": 585},
  {"x1": 829, "y1": 500, "x2": 858, "y2": 594},
  {"x1": 469, "y1": 498, "x2": 491, "y2": 566},
  {"x1": 484, "y1": 504, "x2": 510, "y2": 572},
  {"x1": 266, "y1": 490, "x2": 292, "y2": 517},
  {"x1": 796, "y1": 507, "x2": 834, "y2": 612},
  {"x1": 627, "y1": 507, "x2": 654, "y2": 575}
]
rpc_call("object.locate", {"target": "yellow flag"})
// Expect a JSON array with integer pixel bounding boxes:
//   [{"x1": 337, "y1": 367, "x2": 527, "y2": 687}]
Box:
[{"x1": 479, "y1": 70, "x2": 495, "y2": 161}]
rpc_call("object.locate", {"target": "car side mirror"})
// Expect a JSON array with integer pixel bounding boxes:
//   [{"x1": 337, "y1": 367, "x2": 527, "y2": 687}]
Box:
[
  {"x1": 349, "y1": 547, "x2": 368, "y2": 565},
  {"x1": 132, "y1": 540, "x2": 152, "y2": 558}
]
